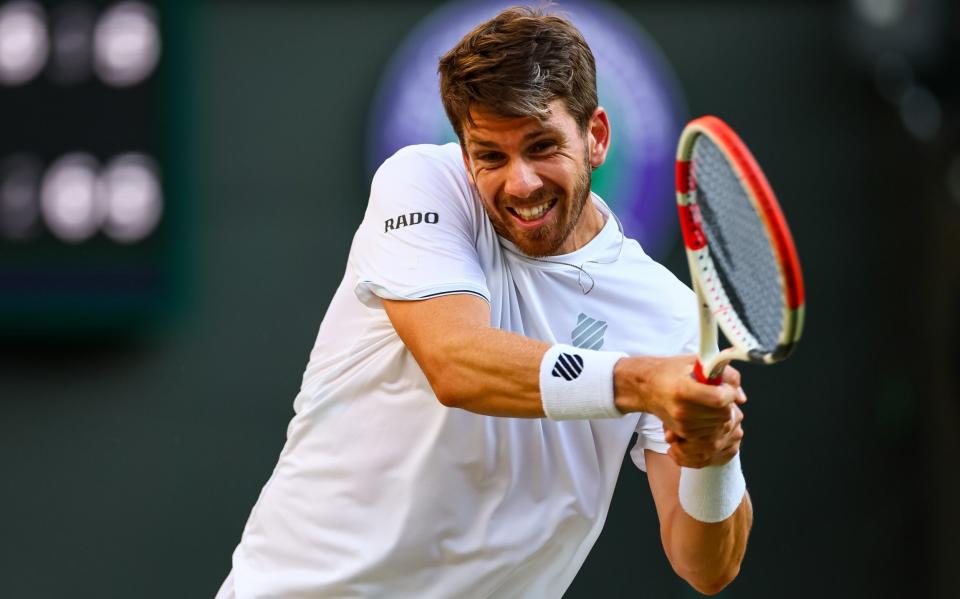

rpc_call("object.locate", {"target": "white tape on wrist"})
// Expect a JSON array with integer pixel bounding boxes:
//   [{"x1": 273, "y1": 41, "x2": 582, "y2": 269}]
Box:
[
  {"x1": 679, "y1": 453, "x2": 746, "y2": 523},
  {"x1": 539, "y1": 344, "x2": 626, "y2": 420}
]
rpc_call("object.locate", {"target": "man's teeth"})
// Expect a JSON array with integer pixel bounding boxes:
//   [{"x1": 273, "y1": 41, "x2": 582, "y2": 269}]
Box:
[{"x1": 514, "y1": 201, "x2": 551, "y2": 221}]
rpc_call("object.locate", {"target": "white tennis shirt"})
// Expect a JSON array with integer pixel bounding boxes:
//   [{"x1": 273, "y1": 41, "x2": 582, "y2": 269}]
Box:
[{"x1": 224, "y1": 143, "x2": 700, "y2": 598}]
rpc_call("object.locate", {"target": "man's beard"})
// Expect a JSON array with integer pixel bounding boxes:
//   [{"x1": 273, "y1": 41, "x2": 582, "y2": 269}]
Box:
[{"x1": 486, "y1": 160, "x2": 593, "y2": 258}]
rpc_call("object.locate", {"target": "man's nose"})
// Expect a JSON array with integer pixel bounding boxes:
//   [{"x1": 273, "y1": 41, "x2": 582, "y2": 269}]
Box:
[{"x1": 503, "y1": 158, "x2": 543, "y2": 199}]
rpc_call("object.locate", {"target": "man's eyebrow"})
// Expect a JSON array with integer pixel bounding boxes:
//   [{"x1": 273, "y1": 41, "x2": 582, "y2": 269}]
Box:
[
  {"x1": 467, "y1": 138, "x2": 500, "y2": 149},
  {"x1": 524, "y1": 126, "x2": 563, "y2": 141},
  {"x1": 466, "y1": 127, "x2": 564, "y2": 150}
]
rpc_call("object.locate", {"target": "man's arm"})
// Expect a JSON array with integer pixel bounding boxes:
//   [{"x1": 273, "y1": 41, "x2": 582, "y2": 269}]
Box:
[
  {"x1": 383, "y1": 294, "x2": 740, "y2": 437},
  {"x1": 646, "y1": 450, "x2": 753, "y2": 595},
  {"x1": 386, "y1": 293, "x2": 752, "y2": 591},
  {"x1": 383, "y1": 294, "x2": 549, "y2": 417}
]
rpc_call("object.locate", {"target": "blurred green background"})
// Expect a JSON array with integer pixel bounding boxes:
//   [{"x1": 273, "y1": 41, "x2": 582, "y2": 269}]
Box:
[{"x1": 1, "y1": 1, "x2": 957, "y2": 597}]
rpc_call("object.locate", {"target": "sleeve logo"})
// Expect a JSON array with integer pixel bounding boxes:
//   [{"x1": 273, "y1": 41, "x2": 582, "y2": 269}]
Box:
[
  {"x1": 551, "y1": 353, "x2": 584, "y2": 381},
  {"x1": 384, "y1": 211, "x2": 439, "y2": 233}
]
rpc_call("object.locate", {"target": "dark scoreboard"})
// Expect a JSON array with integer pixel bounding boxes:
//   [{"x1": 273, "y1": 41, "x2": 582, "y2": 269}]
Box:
[{"x1": 0, "y1": 0, "x2": 183, "y2": 335}]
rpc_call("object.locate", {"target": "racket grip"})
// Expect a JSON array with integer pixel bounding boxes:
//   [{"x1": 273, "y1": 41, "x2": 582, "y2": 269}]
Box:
[{"x1": 693, "y1": 360, "x2": 724, "y2": 386}]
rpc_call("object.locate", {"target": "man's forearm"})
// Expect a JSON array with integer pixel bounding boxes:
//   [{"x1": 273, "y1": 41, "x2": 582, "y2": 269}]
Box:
[
  {"x1": 665, "y1": 492, "x2": 753, "y2": 595},
  {"x1": 383, "y1": 295, "x2": 739, "y2": 429},
  {"x1": 420, "y1": 325, "x2": 551, "y2": 416},
  {"x1": 384, "y1": 295, "x2": 554, "y2": 416},
  {"x1": 385, "y1": 295, "x2": 654, "y2": 418}
]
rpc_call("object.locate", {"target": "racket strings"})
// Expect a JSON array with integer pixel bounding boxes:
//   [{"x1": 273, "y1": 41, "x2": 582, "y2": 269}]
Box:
[{"x1": 691, "y1": 136, "x2": 784, "y2": 351}]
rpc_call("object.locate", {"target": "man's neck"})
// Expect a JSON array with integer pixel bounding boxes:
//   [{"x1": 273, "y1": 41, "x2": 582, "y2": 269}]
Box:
[{"x1": 555, "y1": 200, "x2": 606, "y2": 255}]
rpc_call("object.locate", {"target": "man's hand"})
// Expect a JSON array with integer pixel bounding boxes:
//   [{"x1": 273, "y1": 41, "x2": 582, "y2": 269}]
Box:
[{"x1": 614, "y1": 355, "x2": 746, "y2": 468}]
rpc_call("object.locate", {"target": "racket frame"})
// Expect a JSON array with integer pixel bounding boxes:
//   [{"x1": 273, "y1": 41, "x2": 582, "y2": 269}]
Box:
[{"x1": 675, "y1": 116, "x2": 805, "y2": 383}]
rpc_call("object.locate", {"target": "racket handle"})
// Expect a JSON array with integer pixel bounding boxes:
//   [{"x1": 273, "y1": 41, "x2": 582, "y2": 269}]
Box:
[{"x1": 693, "y1": 360, "x2": 724, "y2": 386}]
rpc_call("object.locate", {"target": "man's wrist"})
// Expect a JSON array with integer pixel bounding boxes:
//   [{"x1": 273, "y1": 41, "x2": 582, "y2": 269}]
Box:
[
  {"x1": 539, "y1": 344, "x2": 626, "y2": 420},
  {"x1": 613, "y1": 355, "x2": 659, "y2": 415},
  {"x1": 678, "y1": 453, "x2": 747, "y2": 523}
]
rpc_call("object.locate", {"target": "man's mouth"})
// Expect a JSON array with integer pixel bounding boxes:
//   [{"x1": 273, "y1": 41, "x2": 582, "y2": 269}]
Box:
[{"x1": 507, "y1": 198, "x2": 557, "y2": 223}]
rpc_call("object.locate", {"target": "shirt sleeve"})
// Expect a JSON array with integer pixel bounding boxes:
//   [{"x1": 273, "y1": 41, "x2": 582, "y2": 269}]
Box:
[
  {"x1": 352, "y1": 145, "x2": 491, "y2": 307},
  {"x1": 629, "y1": 413, "x2": 670, "y2": 472}
]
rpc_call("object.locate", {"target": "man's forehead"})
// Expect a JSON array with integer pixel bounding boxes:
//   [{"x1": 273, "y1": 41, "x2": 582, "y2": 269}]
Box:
[{"x1": 463, "y1": 103, "x2": 570, "y2": 146}]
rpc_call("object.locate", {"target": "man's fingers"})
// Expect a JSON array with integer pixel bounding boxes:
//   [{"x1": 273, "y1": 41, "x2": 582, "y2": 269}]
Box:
[
  {"x1": 658, "y1": 357, "x2": 746, "y2": 452},
  {"x1": 721, "y1": 365, "x2": 741, "y2": 388},
  {"x1": 665, "y1": 388, "x2": 746, "y2": 468},
  {"x1": 683, "y1": 407, "x2": 742, "y2": 440},
  {"x1": 719, "y1": 365, "x2": 747, "y2": 405},
  {"x1": 669, "y1": 432, "x2": 744, "y2": 468},
  {"x1": 667, "y1": 444, "x2": 681, "y2": 465},
  {"x1": 669, "y1": 441, "x2": 741, "y2": 469},
  {"x1": 693, "y1": 365, "x2": 746, "y2": 407},
  {"x1": 668, "y1": 404, "x2": 743, "y2": 443},
  {"x1": 666, "y1": 394, "x2": 738, "y2": 433},
  {"x1": 735, "y1": 386, "x2": 747, "y2": 405},
  {"x1": 711, "y1": 440, "x2": 742, "y2": 466},
  {"x1": 734, "y1": 404, "x2": 744, "y2": 425},
  {"x1": 685, "y1": 380, "x2": 740, "y2": 409},
  {"x1": 667, "y1": 444, "x2": 705, "y2": 469}
]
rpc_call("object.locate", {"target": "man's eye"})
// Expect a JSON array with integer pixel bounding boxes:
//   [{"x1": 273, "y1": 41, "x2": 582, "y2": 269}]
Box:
[
  {"x1": 477, "y1": 153, "x2": 503, "y2": 162},
  {"x1": 529, "y1": 141, "x2": 557, "y2": 154}
]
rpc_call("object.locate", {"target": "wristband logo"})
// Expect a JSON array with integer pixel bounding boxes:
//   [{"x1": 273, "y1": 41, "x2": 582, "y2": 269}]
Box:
[
  {"x1": 367, "y1": 0, "x2": 686, "y2": 260},
  {"x1": 552, "y1": 353, "x2": 585, "y2": 381}
]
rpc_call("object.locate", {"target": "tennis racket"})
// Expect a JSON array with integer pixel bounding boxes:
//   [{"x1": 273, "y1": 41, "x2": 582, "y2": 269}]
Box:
[{"x1": 675, "y1": 116, "x2": 805, "y2": 385}]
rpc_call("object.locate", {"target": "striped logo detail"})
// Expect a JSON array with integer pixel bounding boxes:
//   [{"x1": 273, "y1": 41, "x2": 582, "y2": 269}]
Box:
[
  {"x1": 552, "y1": 353, "x2": 584, "y2": 381},
  {"x1": 571, "y1": 313, "x2": 607, "y2": 350}
]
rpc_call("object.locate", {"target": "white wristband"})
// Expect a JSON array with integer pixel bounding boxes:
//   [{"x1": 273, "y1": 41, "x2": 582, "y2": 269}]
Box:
[
  {"x1": 678, "y1": 453, "x2": 746, "y2": 523},
  {"x1": 539, "y1": 344, "x2": 626, "y2": 420}
]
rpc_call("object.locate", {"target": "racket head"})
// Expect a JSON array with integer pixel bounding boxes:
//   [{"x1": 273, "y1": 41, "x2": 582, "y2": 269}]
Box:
[{"x1": 675, "y1": 116, "x2": 805, "y2": 366}]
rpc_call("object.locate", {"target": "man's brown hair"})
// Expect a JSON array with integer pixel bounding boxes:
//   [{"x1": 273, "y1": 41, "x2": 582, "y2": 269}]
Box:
[{"x1": 438, "y1": 6, "x2": 598, "y2": 141}]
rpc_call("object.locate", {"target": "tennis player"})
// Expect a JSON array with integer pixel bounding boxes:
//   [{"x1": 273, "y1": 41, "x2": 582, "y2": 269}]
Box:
[{"x1": 217, "y1": 6, "x2": 751, "y2": 598}]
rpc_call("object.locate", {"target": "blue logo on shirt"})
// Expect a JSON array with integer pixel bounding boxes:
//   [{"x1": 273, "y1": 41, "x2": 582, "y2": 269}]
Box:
[{"x1": 572, "y1": 313, "x2": 607, "y2": 350}]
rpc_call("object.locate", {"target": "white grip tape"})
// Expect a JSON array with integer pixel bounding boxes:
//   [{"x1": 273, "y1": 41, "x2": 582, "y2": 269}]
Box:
[
  {"x1": 679, "y1": 453, "x2": 747, "y2": 523},
  {"x1": 539, "y1": 344, "x2": 626, "y2": 420}
]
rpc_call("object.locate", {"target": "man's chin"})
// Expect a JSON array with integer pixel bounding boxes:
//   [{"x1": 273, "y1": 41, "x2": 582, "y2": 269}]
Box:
[
  {"x1": 492, "y1": 218, "x2": 565, "y2": 257},
  {"x1": 509, "y1": 233, "x2": 563, "y2": 258}
]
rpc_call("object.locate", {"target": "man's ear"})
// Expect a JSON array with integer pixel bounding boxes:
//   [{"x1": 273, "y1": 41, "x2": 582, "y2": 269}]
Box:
[{"x1": 587, "y1": 107, "x2": 611, "y2": 169}]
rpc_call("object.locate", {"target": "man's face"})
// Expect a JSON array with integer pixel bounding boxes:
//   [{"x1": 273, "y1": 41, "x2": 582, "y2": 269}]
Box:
[{"x1": 461, "y1": 100, "x2": 604, "y2": 257}]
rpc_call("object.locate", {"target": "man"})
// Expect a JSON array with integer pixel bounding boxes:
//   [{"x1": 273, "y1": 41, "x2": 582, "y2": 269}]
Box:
[{"x1": 218, "y1": 7, "x2": 751, "y2": 598}]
